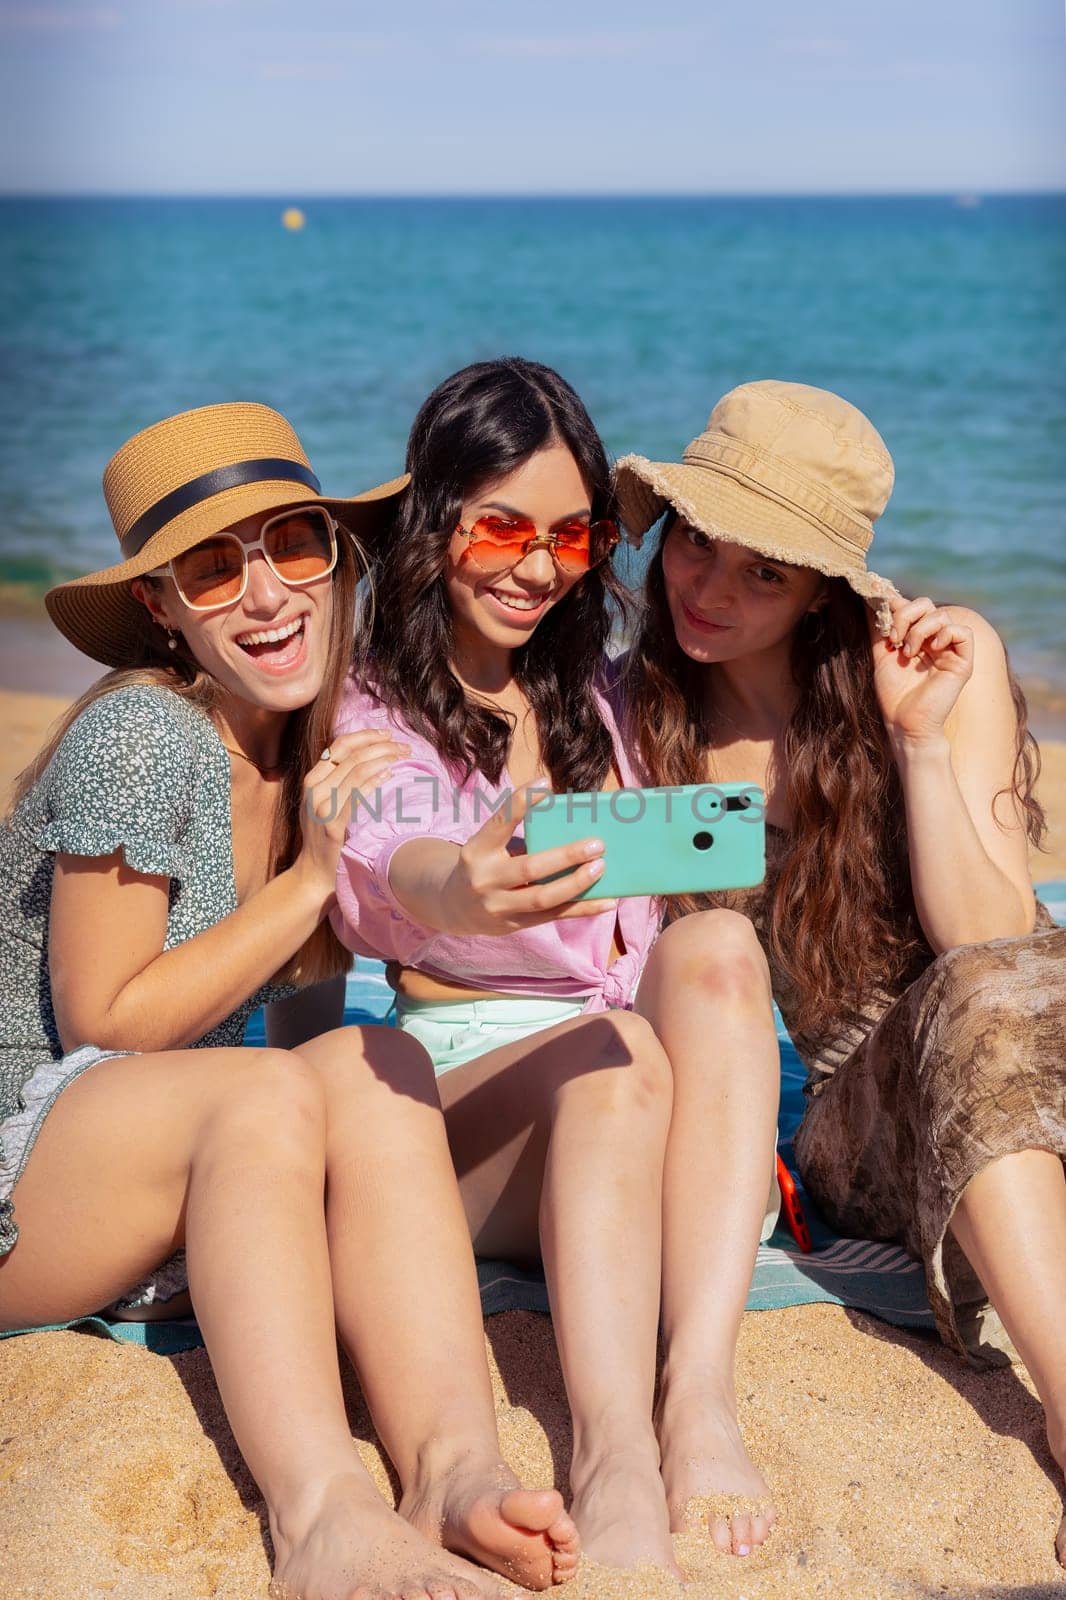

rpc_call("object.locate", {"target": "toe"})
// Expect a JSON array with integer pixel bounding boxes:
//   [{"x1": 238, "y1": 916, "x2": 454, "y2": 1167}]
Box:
[
  {"x1": 499, "y1": 1487, "x2": 566, "y2": 1531},
  {"x1": 547, "y1": 1510, "x2": 581, "y2": 1550},
  {"x1": 550, "y1": 1540, "x2": 581, "y2": 1584},
  {"x1": 1056, "y1": 1511, "x2": 1066, "y2": 1568},
  {"x1": 749, "y1": 1507, "x2": 775, "y2": 1548},
  {"x1": 709, "y1": 1515, "x2": 733, "y2": 1555},
  {"x1": 731, "y1": 1510, "x2": 754, "y2": 1557}
]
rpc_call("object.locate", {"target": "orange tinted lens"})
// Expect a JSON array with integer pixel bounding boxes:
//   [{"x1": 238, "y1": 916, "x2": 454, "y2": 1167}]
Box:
[
  {"x1": 464, "y1": 517, "x2": 534, "y2": 570},
  {"x1": 171, "y1": 536, "x2": 244, "y2": 607},
  {"x1": 264, "y1": 508, "x2": 334, "y2": 582},
  {"x1": 549, "y1": 522, "x2": 593, "y2": 573}
]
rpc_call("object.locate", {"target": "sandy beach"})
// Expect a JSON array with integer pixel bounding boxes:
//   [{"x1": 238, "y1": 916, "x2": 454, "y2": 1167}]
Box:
[{"x1": 1, "y1": 615, "x2": 1064, "y2": 1599}]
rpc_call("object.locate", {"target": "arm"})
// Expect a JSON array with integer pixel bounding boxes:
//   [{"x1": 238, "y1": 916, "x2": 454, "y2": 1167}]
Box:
[
  {"x1": 331, "y1": 746, "x2": 616, "y2": 960},
  {"x1": 48, "y1": 727, "x2": 404, "y2": 1056},
  {"x1": 384, "y1": 786, "x2": 614, "y2": 937},
  {"x1": 872, "y1": 598, "x2": 1035, "y2": 952},
  {"x1": 50, "y1": 848, "x2": 327, "y2": 1053}
]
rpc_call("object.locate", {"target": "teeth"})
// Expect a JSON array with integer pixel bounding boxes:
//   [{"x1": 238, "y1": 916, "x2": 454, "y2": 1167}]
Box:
[
  {"x1": 490, "y1": 591, "x2": 543, "y2": 612},
  {"x1": 237, "y1": 618, "x2": 304, "y2": 647}
]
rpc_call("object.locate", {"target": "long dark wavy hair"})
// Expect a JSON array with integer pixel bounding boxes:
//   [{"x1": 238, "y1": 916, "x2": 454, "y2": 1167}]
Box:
[
  {"x1": 9, "y1": 527, "x2": 369, "y2": 988},
  {"x1": 624, "y1": 516, "x2": 1046, "y2": 1037},
  {"x1": 366, "y1": 357, "x2": 630, "y2": 790}
]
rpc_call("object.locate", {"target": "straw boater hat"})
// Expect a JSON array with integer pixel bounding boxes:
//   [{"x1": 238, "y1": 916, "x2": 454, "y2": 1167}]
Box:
[
  {"x1": 613, "y1": 379, "x2": 901, "y2": 632},
  {"x1": 45, "y1": 401, "x2": 409, "y2": 669}
]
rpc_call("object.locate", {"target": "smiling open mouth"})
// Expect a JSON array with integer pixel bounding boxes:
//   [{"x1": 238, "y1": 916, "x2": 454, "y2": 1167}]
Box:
[
  {"x1": 235, "y1": 616, "x2": 307, "y2": 663},
  {"x1": 487, "y1": 588, "x2": 550, "y2": 614}
]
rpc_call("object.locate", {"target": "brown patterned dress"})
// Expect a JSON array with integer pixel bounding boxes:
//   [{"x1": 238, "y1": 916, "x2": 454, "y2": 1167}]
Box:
[{"x1": 720, "y1": 824, "x2": 1066, "y2": 1369}]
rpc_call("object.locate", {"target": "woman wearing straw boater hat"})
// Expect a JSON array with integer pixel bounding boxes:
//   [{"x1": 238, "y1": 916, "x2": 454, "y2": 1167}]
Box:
[
  {"x1": 614, "y1": 379, "x2": 1066, "y2": 1566},
  {"x1": 0, "y1": 403, "x2": 580, "y2": 1599}
]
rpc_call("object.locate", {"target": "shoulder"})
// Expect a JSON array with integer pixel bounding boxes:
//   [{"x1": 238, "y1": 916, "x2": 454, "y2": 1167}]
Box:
[
  {"x1": 51, "y1": 683, "x2": 208, "y2": 789},
  {"x1": 940, "y1": 607, "x2": 1021, "y2": 749},
  {"x1": 64, "y1": 682, "x2": 205, "y2": 741},
  {"x1": 335, "y1": 669, "x2": 424, "y2": 745},
  {"x1": 943, "y1": 606, "x2": 1011, "y2": 692},
  {"x1": 942, "y1": 605, "x2": 1005, "y2": 652}
]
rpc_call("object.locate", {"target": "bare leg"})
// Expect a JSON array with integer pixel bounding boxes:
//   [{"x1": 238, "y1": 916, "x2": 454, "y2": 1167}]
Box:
[
  {"x1": 297, "y1": 1027, "x2": 579, "y2": 1589},
  {"x1": 635, "y1": 911, "x2": 781, "y2": 1557},
  {"x1": 436, "y1": 1010, "x2": 680, "y2": 1575},
  {"x1": 0, "y1": 1043, "x2": 506, "y2": 1600},
  {"x1": 949, "y1": 1148, "x2": 1066, "y2": 1567}
]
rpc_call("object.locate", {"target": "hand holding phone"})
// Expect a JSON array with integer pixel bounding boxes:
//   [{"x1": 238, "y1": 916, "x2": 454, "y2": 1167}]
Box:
[
  {"x1": 523, "y1": 782, "x2": 766, "y2": 900},
  {"x1": 437, "y1": 783, "x2": 619, "y2": 936}
]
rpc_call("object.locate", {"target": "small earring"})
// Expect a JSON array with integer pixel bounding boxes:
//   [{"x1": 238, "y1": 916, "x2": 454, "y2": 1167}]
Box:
[{"x1": 166, "y1": 628, "x2": 178, "y2": 652}]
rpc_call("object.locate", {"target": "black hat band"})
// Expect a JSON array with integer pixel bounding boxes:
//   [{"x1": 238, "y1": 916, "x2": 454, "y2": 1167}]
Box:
[{"x1": 120, "y1": 457, "x2": 322, "y2": 558}]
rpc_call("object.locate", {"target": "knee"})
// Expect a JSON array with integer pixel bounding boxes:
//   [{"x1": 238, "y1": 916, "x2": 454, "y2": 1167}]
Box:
[
  {"x1": 653, "y1": 910, "x2": 770, "y2": 1003},
  {"x1": 552, "y1": 1010, "x2": 673, "y2": 1120},
  {"x1": 927, "y1": 943, "x2": 1026, "y2": 1032},
  {"x1": 202, "y1": 1048, "x2": 327, "y2": 1164},
  {"x1": 297, "y1": 1025, "x2": 439, "y2": 1112}
]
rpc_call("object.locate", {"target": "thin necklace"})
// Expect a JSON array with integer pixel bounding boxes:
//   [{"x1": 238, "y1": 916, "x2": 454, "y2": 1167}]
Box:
[{"x1": 221, "y1": 744, "x2": 285, "y2": 779}]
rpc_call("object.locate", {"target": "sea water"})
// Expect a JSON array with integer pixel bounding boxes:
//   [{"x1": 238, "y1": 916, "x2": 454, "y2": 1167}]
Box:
[{"x1": 1, "y1": 194, "x2": 1063, "y2": 686}]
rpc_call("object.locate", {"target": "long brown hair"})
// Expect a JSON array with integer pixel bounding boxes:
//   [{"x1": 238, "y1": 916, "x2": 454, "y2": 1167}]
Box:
[
  {"x1": 624, "y1": 522, "x2": 1046, "y2": 1035},
  {"x1": 8, "y1": 529, "x2": 368, "y2": 987},
  {"x1": 367, "y1": 357, "x2": 630, "y2": 791}
]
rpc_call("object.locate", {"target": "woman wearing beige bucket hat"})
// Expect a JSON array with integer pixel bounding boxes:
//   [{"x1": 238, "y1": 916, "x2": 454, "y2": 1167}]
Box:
[
  {"x1": 0, "y1": 403, "x2": 580, "y2": 1599},
  {"x1": 614, "y1": 379, "x2": 1066, "y2": 1565}
]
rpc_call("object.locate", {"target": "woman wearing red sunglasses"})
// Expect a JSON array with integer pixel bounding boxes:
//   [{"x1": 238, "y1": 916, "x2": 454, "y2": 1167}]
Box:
[
  {"x1": 331, "y1": 359, "x2": 783, "y2": 1574},
  {"x1": 0, "y1": 402, "x2": 580, "y2": 1600}
]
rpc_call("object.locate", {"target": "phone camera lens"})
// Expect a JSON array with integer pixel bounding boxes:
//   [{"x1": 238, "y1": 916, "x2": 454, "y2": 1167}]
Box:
[{"x1": 692, "y1": 831, "x2": 714, "y2": 851}]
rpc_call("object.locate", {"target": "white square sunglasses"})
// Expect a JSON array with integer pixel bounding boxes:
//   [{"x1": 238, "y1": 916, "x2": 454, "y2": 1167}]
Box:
[{"x1": 148, "y1": 505, "x2": 339, "y2": 613}]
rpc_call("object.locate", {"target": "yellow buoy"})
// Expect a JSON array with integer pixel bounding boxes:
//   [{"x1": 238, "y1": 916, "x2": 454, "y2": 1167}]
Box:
[{"x1": 281, "y1": 207, "x2": 306, "y2": 231}]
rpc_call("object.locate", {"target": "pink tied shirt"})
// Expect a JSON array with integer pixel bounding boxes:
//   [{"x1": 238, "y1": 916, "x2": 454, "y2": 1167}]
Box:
[{"x1": 330, "y1": 669, "x2": 660, "y2": 1012}]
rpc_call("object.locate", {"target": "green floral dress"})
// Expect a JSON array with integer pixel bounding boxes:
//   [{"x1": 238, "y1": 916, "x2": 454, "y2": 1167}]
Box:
[{"x1": 0, "y1": 682, "x2": 295, "y2": 1301}]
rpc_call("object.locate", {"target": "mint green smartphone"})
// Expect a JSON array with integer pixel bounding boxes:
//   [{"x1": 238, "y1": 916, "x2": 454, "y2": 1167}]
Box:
[{"x1": 523, "y1": 783, "x2": 766, "y2": 900}]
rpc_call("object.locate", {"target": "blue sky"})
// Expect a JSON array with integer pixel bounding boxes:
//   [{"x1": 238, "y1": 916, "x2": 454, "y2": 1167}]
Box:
[{"x1": 1, "y1": 0, "x2": 1064, "y2": 194}]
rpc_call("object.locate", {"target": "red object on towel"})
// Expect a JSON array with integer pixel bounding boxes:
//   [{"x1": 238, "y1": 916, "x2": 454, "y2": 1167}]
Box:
[{"x1": 776, "y1": 1152, "x2": 813, "y2": 1253}]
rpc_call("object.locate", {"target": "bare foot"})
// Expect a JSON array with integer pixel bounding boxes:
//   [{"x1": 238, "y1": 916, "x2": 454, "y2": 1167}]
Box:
[
  {"x1": 656, "y1": 1375, "x2": 775, "y2": 1558},
  {"x1": 269, "y1": 1471, "x2": 506, "y2": 1600},
  {"x1": 568, "y1": 1436, "x2": 682, "y2": 1577},
  {"x1": 402, "y1": 1451, "x2": 580, "y2": 1588}
]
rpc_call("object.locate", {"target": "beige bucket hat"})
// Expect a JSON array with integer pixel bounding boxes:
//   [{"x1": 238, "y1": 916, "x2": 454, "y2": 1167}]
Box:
[
  {"x1": 613, "y1": 380, "x2": 901, "y2": 631},
  {"x1": 46, "y1": 401, "x2": 409, "y2": 669}
]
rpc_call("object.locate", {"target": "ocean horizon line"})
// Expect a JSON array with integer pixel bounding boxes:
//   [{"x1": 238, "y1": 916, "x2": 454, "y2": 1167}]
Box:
[{"x1": 2, "y1": 188, "x2": 1064, "y2": 204}]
